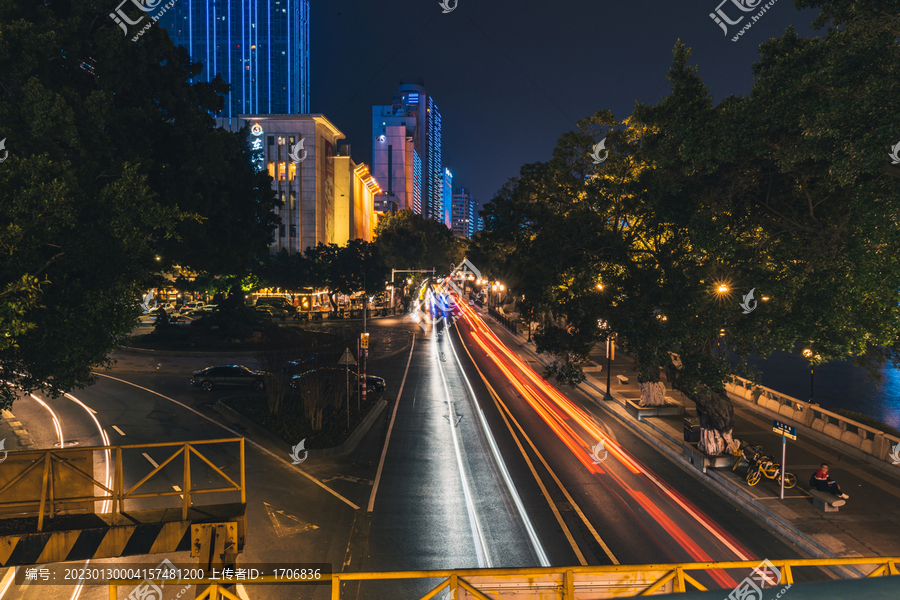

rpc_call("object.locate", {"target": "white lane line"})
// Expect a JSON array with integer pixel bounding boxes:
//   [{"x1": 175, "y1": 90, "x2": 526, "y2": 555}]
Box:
[
  {"x1": 92, "y1": 372, "x2": 360, "y2": 510},
  {"x1": 435, "y1": 319, "x2": 491, "y2": 568},
  {"x1": 368, "y1": 333, "x2": 416, "y2": 512},
  {"x1": 447, "y1": 317, "x2": 551, "y2": 567},
  {"x1": 63, "y1": 392, "x2": 114, "y2": 514},
  {"x1": 112, "y1": 425, "x2": 126, "y2": 436},
  {"x1": 143, "y1": 453, "x2": 159, "y2": 468}
]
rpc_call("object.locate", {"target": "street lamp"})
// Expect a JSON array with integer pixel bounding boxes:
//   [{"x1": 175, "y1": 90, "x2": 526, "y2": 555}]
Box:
[{"x1": 802, "y1": 348, "x2": 817, "y2": 403}]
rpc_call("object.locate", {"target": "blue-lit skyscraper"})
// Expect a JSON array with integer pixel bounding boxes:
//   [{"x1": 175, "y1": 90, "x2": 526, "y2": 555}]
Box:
[
  {"x1": 158, "y1": 0, "x2": 310, "y2": 120},
  {"x1": 373, "y1": 82, "x2": 443, "y2": 222}
]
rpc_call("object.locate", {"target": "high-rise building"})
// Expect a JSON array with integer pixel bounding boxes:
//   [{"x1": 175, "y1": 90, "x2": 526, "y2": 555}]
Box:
[
  {"x1": 217, "y1": 114, "x2": 379, "y2": 254},
  {"x1": 451, "y1": 187, "x2": 476, "y2": 239},
  {"x1": 476, "y1": 214, "x2": 484, "y2": 234},
  {"x1": 158, "y1": 0, "x2": 310, "y2": 121},
  {"x1": 442, "y1": 169, "x2": 453, "y2": 229},
  {"x1": 373, "y1": 82, "x2": 443, "y2": 222}
]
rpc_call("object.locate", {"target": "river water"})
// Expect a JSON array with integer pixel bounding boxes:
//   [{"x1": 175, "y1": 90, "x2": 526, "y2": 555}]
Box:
[{"x1": 734, "y1": 351, "x2": 900, "y2": 430}]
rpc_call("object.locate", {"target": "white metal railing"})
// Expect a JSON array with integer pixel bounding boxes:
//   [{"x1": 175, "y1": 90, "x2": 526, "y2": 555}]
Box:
[{"x1": 727, "y1": 376, "x2": 900, "y2": 466}]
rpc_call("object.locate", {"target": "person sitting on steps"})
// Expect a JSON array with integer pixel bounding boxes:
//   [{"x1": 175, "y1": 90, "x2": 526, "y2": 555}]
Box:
[{"x1": 810, "y1": 463, "x2": 849, "y2": 499}]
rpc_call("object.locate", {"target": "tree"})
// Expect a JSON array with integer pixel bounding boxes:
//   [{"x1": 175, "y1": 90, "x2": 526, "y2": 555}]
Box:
[
  {"x1": 0, "y1": 0, "x2": 277, "y2": 408},
  {"x1": 478, "y1": 4, "x2": 900, "y2": 455},
  {"x1": 374, "y1": 209, "x2": 464, "y2": 272},
  {"x1": 305, "y1": 240, "x2": 390, "y2": 313}
]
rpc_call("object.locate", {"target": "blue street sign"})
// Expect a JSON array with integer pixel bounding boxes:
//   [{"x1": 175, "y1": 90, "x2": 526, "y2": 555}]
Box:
[{"x1": 773, "y1": 420, "x2": 797, "y2": 440}]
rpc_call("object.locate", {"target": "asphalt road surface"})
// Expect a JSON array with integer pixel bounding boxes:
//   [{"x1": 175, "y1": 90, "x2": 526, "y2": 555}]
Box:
[{"x1": 0, "y1": 306, "x2": 835, "y2": 600}]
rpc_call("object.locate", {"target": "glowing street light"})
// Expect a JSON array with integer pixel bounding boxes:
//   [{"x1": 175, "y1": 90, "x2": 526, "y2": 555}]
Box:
[
  {"x1": 597, "y1": 283, "x2": 604, "y2": 290},
  {"x1": 802, "y1": 348, "x2": 821, "y2": 403},
  {"x1": 717, "y1": 284, "x2": 728, "y2": 294}
]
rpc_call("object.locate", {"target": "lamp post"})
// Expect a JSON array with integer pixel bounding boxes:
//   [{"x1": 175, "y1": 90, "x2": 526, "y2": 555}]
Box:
[{"x1": 802, "y1": 348, "x2": 817, "y2": 403}]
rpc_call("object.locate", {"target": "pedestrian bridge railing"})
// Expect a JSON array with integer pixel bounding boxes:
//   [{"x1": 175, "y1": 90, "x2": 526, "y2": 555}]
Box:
[
  {"x1": 726, "y1": 376, "x2": 900, "y2": 468},
  {"x1": 106, "y1": 556, "x2": 899, "y2": 599},
  {"x1": 0, "y1": 438, "x2": 246, "y2": 531}
]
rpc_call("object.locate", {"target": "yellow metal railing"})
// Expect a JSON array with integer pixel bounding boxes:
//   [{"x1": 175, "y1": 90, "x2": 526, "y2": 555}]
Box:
[
  {"x1": 107, "y1": 556, "x2": 899, "y2": 600},
  {"x1": 0, "y1": 438, "x2": 246, "y2": 531}
]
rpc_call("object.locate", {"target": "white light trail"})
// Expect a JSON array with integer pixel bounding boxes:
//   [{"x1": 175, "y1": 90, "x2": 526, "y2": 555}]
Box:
[
  {"x1": 446, "y1": 312, "x2": 552, "y2": 567},
  {"x1": 433, "y1": 319, "x2": 491, "y2": 568},
  {"x1": 64, "y1": 392, "x2": 114, "y2": 514}
]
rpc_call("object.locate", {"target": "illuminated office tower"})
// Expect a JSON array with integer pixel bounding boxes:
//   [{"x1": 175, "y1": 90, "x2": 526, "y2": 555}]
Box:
[
  {"x1": 158, "y1": 0, "x2": 310, "y2": 121},
  {"x1": 373, "y1": 81, "x2": 443, "y2": 222},
  {"x1": 451, "y1": 187, "x2": 476, "y2": 238}
]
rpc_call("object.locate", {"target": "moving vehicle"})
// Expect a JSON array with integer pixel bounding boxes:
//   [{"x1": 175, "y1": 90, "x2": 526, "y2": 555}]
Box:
[{"x1": 191, "y1": 365, "x2": 267, "y2": 392}]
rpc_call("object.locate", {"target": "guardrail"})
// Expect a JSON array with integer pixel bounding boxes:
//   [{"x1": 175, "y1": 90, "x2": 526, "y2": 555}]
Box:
[
  {"x1": 0, "y1": 438, "x2": 246, "y2": 531},
  {"x1": 726, "y1": 376, "x2": 900, "y2": 467},
  {"x1": 108, "y1": 556, "x2": 899, "y2": 599},
  {"x1": 487, "y1": 306, "x2": 517, "y2": 334}
]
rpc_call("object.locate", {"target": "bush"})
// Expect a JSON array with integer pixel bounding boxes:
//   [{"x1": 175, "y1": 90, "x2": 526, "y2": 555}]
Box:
[{"x1": 222, "y1": 387, "x2": 382, "y2": 450}]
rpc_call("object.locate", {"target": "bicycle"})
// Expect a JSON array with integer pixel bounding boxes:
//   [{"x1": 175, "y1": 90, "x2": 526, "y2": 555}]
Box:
[{"x1": 747, "y1": 456, "x2": 796, "y2": 488}]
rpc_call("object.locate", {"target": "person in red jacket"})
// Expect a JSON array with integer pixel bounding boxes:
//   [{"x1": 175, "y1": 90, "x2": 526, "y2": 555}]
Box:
[{"x1": 810, "y1": 463, "x2": 849, "y2": 499}]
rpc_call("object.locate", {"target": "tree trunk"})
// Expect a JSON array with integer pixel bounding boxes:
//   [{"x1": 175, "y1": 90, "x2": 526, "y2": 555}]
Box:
[
  {"x1": 638, "y1": 381, "x2": 667, "y2": 407},
  {"x1": 694, "y1": 388, "x2": 739, "y2": 456}
]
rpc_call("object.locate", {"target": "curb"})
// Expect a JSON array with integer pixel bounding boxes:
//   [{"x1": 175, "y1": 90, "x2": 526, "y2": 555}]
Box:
[
  {"x1": 1, "y1": 409, "x2": 36, "y2": 449},
  {"x1": 118, "y1": 329, "x2": 411, "y2": 361},
  {"x1": 214, "y1": 397, "x2": 387, "y2": 459},
  {"x1": 480, "y1": 313, "x2": 866, "y2": 576},
  {"x1": 118, "y1": 346, "x2": 257, "y2": 357}
]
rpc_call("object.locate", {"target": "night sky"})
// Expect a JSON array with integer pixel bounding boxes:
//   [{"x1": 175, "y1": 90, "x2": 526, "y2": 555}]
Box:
[{"x1": 308, "y1": 0, "x2": 819, "y2": 211}]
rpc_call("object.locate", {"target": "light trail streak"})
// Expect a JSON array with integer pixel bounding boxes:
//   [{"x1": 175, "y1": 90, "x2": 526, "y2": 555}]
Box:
[
  {"x1": 455, "y1": 299, "x2": 753, "y2": 580},
  {"x1": 28, "y1": 393, "x2": 63, "y2": 448},
  {"x1": 444, "y1": 317, "x2": 551, "y2": 567},
  {"x1": 432, "y1": 322, "x2": 491, "y2": 568},
  {"x1": 65, "y1": 392, "x2": 113, "y2": 514},
  {"x1": 0, "y1": 568, "x2": 17, "y2": 600}
]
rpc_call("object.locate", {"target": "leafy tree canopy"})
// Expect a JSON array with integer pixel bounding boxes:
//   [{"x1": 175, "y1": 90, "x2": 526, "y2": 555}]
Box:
[
  {"x1": 478, "y1": 1, "x2": 900, "y2": 435},
  {"x1": 374, "y1": 209, "x2": 465, "y2": 273},
  {"x1": 0, "y1": 0, "x2": 278, "y2": 408}
]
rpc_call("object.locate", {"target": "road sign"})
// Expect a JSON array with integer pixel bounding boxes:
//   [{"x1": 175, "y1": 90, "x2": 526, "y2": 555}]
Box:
[
  {"x1": 338, "y1": 348, "x2": 357, "y2": 365},
  {"x1": 360, "y1": 332, "x2": 369, "y2": 349},
  {"x1": 773, "y1": 420, "x2": 797, "y2": 440}
]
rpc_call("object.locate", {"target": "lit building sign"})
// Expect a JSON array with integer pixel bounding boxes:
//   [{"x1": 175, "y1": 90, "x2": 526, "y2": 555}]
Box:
[{"x1": 250, "y1": 123, "x2": 264, "y2": 136}]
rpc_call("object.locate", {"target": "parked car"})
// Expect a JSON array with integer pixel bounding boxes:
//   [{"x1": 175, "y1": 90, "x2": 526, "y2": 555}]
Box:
[
  {"x1": 256, "y1": 297, "x2": 295, "y2": 319},
  {"x1": 361, "y1": 374, "x2": 386, "y2": 393},
  {"x1": 148, "y1": 303, "x2": 177, "y2": 315},
  {"x1": 180, "y1": 301, "x2": 206, "y2": 314},
  {"x1": 191, "y1": 365, "x2": 268, "y2": 392},
  {"x1": 285, "y1": 355, "x2": 318, "y2": 373},
  {"x1": 290, "y1": 367, "x2": 384, "y2": 392}
]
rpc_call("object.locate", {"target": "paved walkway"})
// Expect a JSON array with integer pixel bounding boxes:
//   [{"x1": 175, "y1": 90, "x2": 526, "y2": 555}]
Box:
[{"x1": 478, "y1": 309, "x2": 900, "y2": 570}]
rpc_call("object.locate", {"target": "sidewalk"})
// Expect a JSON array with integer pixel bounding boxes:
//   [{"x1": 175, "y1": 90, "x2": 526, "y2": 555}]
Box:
[{"x1": 476, "y1": 308, "x2": 900, "y2": 571}]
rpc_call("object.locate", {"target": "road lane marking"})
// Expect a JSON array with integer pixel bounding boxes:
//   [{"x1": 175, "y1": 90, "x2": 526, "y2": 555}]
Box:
[
  {"x1": 367, "y1": 334, "x2": 416, "y2": 512},
  {"x1": 91, "y1": 372, "x2": 360, "y2": 510},
  {"x1": 112, "y1": 425, "x2": 126, "y2": 436},
  {"x1": 446, "y1": 318, "x2": 551, "y2": 567},
  {"x1": 264, "y1": 501, "x2": 319, "y2": 536},
  {"x1": 143, "y1": 453, "x2": 159, "y2": 468},
  {"x1": 455, "y1": 319, "x2": 620, "y2": 565}
]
